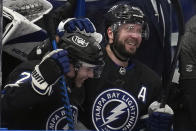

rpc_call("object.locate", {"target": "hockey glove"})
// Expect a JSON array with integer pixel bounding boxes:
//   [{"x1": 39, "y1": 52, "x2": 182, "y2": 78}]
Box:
[
  {"x1": 58, "y1": 18, "x2": 95, "y2": 34},
  {"x1": 31, "y1": 49, "x2": 70, "y2": 95},
  {"x1": 147, "y1": 101, "x2": 174, "y2": 131},
  {"x1": 58, "y1": 18, "x2": 102, "y2": 43}
]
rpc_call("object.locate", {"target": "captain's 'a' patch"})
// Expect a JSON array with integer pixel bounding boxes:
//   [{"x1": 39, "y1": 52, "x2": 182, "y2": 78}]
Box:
[{"x1": 92, "y1": 88, "x2": 138, "y2": 131}]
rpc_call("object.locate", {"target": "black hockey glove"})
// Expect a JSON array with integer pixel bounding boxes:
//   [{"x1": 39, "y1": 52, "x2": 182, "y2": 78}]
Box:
[{"x1": 31, "y1": 49, "x2": 70, "y2": 95}]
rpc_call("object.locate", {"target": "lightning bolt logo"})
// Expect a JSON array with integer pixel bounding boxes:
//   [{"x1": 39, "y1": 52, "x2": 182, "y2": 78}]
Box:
[{"x1": 101, "y1": 102, "x2": 127, "y2": 127}]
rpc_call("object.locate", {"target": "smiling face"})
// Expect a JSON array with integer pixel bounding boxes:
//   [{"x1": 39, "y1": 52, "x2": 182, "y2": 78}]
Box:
[
  {"x1": 114, "y1": 23, "x2": 143, "y2": 56},
  {"x1": 65, "y1": 63, "x2": 101, "y2": 88},
  {"x1": 74, "y1": 66, "x2": 94, "y2": 88}
]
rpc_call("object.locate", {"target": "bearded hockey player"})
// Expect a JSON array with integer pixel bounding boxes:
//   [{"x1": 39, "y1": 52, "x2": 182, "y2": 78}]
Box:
[{"x1": 59, "y1": 3, "x2": 174, "y2": 131}]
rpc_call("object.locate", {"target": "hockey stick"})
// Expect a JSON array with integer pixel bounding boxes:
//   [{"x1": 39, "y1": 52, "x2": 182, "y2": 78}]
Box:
[
  {"x1": 43, "y1": 15, "x2": 75, "y2": 130},
  {"x1": 42, "y1": 0, "x2": 82, "y2": 129},
  {"x1": 160, "y1": 0, "x2": 185, "y2": 107},
  {"x1": 74, "y1": 0, "x2": 86, "y2": 18},
  {"x1": 0, "y1": 0, "x2": 2, "y2": 128},
  {"x1": 43, "y1": 0, "x2": 86, "y2": 129}
]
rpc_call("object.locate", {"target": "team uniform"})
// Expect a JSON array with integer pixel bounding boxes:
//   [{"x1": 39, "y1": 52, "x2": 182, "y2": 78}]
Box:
[
  {"x1": 84, "y1": 0, "x2": 171, "y2": 76},
  {"x1": 79, "y1": 50, "x2": 162, "y2": 131},
  {"x1": 1, "y1": 61, "x2": 84, "y2": 130},
  {"x1": 1, "y1": 1, "x2": 172, "y2": 130},
  {"x1": 41, "y1": 0, "x2": 171, "y2": 76},
  {"x1": 56, "y1": 3, "x2": 171, "y2": 131},
  {"x1": 174, "y1": 15, "x2": 196, "y2": 131},
  {"x1": 1, "y1": 32, "x2": 103, "y2": 130}
]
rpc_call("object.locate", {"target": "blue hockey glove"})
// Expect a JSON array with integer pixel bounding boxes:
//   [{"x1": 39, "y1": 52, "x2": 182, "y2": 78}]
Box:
[
  {"x1": 65, "y1": 18, "x2": 95, "y2": 33},
  {"x1": 58, "y1": 18, "x2": 95, "y2": 34},
  {"x1": 58, "y1": 18, "x2": 102, "y2": 44},
  {"x1": 31, "y1": 49, "x2": 70, "y2": 95},
  {"x1": 147, "y1": 101, "x2": 174, "y2": 131}
]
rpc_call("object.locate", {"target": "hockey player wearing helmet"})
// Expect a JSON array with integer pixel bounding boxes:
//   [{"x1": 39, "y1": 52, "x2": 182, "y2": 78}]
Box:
[
  {"x1": 1, "y1": 32, "x2": 104, "y2": 130},
  {"x1": 57, "y1": 3, "x2": 174, "y2": 131}
]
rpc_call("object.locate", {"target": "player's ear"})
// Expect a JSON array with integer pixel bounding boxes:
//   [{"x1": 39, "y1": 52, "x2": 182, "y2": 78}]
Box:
[
  {"x1": 107, "y1": 27, "x2": 114, "y2": 44},
  {"x1": 66, "y1": 64, "x2": 75, "y2": 78}
]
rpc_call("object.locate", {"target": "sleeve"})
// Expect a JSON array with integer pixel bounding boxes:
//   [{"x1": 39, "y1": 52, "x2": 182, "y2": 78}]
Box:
[
  {"x1": 180, "y1": 79, "x2": 196, "y2": 127},
  {"x1": 178, "y1": 15, "x2": 196, "y2": 128},
  {"x1": 27, "y1": 38, "x2": 52, "y2": 60},
  {"x1": 179, "y1": 31, "x2": 196, "y2": 79},
  {"x1": 2, "y1": 61, "x2": 48, "y2": 112},
  {"x1": 28, "y1": 1, "x2": 77, "y2": 61},
  {"x1": 1, "y1": 61, "x2": 58, "y2": 129},
  {"x1": 42, "y1": 1, "x2": 77, "y2": 32}
]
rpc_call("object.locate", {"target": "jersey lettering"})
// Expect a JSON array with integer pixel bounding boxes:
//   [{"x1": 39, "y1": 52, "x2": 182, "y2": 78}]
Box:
[
  {"x1": 138, "y1": 86, "x2": 147, "y2": 103},
  {"x1": 46, "y1": 106, "x2": 78, "y2": 130}
]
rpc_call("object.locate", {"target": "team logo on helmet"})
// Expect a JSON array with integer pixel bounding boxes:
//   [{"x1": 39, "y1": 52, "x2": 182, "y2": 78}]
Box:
[
  {"x1": 46, "y1": 106, "x2": 78, "y2": 130},
  {"x1": 72, "y1": 35, "x2": 89, "y2": 47},
  {"x1": 92, "y1": 88, "x2": 138, "y2": 131}
]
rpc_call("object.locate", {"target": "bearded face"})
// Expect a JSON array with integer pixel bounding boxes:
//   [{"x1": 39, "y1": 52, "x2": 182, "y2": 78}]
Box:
[{"x1": 113, "y1": 24, "x2": 143, "y2": 58}]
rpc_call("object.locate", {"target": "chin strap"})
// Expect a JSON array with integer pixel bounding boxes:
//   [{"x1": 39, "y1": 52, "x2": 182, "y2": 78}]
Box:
[{"x1": 110, "y1": 44, "x2": 130, "y2": 62}]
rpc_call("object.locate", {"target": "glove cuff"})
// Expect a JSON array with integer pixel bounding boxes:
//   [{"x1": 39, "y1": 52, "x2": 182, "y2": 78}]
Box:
[
  {"x1": 31, "y1": 58, "x2": 62, "y2": 95},
  {"x1": 58, "y1": 18, "x2": 75, "y2": 32},
  {"x1": 31, "y1": 65, "x2": 51, "y2": 95},
  {"x1": 148, "y1": 101, "x2": 174, "y2": 115}
]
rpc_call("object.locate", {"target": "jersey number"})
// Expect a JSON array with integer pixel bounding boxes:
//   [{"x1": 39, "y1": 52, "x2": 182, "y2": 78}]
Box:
[{"x1": 15, "y1": 72, "x2": 31, "y2": 84}]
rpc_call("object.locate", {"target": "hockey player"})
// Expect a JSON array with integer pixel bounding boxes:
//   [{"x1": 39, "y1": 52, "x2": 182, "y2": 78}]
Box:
[
  {"x1": 40, "y1": 0, "x2": 172, "y2": 77},
  {"x1": 58, "y1": 3, "x2": 174, "y2": 131},
  {"x1": 1, "y1": 32, "x2": 104, "y2": 130},
  {"x1": 174, "y1": 15, "x2": 196, "y2": 131}
]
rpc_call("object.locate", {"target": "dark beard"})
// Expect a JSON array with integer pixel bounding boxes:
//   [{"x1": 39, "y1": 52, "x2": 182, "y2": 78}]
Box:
[
  {"x1": 111, "y1": 34, "x2": 135, "y2": 61},
  {"x1": 114, "y1": 41, "x2": 131, "y2": 57}
]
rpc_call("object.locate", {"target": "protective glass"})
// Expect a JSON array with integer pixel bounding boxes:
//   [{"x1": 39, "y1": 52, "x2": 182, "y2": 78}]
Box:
[
  {"x1": 111, "y1": 21, "x2": 150, "y2": 40},
  {"x1": 79, "y1": 61, "x2": 105, "y2": 78}
]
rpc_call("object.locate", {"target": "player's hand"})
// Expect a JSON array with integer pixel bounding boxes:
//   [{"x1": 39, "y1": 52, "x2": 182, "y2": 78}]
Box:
[
  {"x1": 57, "y1": 18, "x2": 102, "y2": 43},
  {"x1": 147, "y1": 101, "x2": 174, "y2": 131},
  {"x1": 31, "y1": 49, "x2": 70, "y2": 95},
  {"x1": 58, "y1": 18, "x2": 95, "y2": 34},
  {"x1": 65, "y1": 18, "x2": 95, "y2": 33}
]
